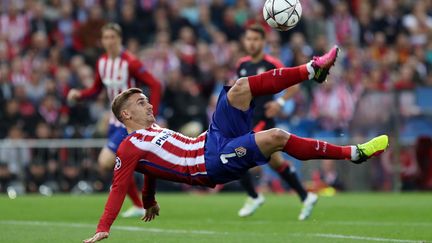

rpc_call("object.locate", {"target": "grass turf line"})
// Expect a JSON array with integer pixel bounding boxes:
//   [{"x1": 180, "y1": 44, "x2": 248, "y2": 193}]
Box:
[{"x1": 0, "y1": 193, "x2": 431, "y2": 242}]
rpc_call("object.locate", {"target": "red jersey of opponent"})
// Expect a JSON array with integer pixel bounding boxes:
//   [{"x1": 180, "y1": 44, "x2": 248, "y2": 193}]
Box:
[{"x1": 96, "y1": 124, "x2": 214, "y2": 232}]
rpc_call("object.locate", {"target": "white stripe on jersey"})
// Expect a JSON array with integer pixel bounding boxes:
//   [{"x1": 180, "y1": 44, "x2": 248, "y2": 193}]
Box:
[
  {"x1": 112, "y1": 57, "x2": 121, "y2": 95},
  {"x1": 100, "y1": 57, "x2": 130, "y2": 101},
  {"x1": 129, "y1": 136, "x2": 205, "y2": 166},
  {"x1": 135, "y1": 129, "x2": 206, "y2": 151}
]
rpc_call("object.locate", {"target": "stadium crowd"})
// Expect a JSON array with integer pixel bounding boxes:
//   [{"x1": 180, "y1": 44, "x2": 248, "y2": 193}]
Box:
[{"x1": 0, "y1": 0, "x2": 432, "y2": 194}]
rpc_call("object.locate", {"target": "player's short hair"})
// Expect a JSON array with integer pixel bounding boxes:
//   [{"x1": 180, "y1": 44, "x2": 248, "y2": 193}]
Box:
[
  {"x1": 111, "y1": 88, "x2": 143, "y2": 122},
  {"x1": 101, "y1": 22, "x2": 122, "y2": 37},
  {"x1": 246, "y1": 24, "x2": 266, "y2": 39}
]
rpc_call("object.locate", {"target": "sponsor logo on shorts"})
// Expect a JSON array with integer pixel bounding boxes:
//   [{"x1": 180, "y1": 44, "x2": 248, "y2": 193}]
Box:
[
  {"x1": 114, "y1": 157, "x2": 121, "y2": 170},
  {"x1": 235, "y1": 146, "x2": 247, "y2": 157}
]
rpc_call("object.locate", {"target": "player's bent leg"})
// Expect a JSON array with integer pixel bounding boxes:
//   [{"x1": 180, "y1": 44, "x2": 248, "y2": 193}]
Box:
[
  {"x1": 227, "y1": 77, "x2": 253, "y2": 111},
  {"x1": 98, "y1": 147, "x2": 116, "y2": 171},
  {"x1": 254, "y1": 128, "x2": 291, "y2": 158}
]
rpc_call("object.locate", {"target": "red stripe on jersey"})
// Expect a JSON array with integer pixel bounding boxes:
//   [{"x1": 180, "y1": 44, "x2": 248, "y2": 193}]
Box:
[
  {"x1": 162, "y1": 141, "x2": 205, "y2": 158},
  {"x1": 144, "y1": 151, "x2": 207, "y2": 176}
]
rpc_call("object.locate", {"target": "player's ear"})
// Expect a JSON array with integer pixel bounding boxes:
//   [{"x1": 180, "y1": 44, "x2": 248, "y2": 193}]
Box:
[{"x1": 121, "y1": 109, "x2": 131, "y2": 120}]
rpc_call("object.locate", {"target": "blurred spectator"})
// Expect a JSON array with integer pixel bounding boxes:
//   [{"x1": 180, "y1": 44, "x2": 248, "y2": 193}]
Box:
[
  {"x1": 372, "y1": 0, "x2": 404, "y2": 45},
  {"x1": 24, "y1": 69, "x2": 47, "y2": 104},
  {"x1": 310, "y1": 78, "x2": 355, "y2": 134},
  {"x1": 103, "y1": 0, "x2": 120, "y2": 23},
  {"x1": 402, "y1": 0, "x2": 432, "y2": 46},
  {"x1": 326, "y1": 1, "x2": 360, "y2": 45},
  {"x1": 143, "y1": 31, "x2": 180, "y2": 83},
  {"x1": 75, "y1": 5, "x2": 106, "y2": 63},
  {"x1": 119, "y1": 3, "x2": 145, "y2": 44},
  {"x1": 0, "y1": 3, "x2": 28, "y2": 52},
  {"x1": 0, "y1": 63, "x2": 12, "y2": 116},
  {"x1": 29, "y1": 1, "x2": 53, "y2": 35},
  {"x1": 220, "y1": 7, "x2": 243, "y2": 41}
]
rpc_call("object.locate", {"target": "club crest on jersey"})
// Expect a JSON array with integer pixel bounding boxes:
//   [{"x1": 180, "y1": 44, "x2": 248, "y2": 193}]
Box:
[
  {"x1": 114, "y1": 157, "x2": 121, "y2": 170},
  {"x1": 240, "y1": 68, "x2": 247, "y2": 76},
  {"x1": 151, "y1": 130, "x2": 173, "y2": 147},
  {"x1": 235, "y1": 147, "x2": 247, "y2": 157}
]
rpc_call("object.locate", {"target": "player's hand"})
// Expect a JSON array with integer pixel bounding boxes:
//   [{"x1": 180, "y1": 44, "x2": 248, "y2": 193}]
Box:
[
  {"x1": 264, "y1": 101, "x2": 282, "y2": 118},
  {"x1": 67, "y1": 89, "x2": 81, "y2": 104},
  {"x1": 83, "y1": 232, "x2": 109, "y2": 243},
  {"x1": 141, "y1": 204, "x2": 160, "y2": 222}
]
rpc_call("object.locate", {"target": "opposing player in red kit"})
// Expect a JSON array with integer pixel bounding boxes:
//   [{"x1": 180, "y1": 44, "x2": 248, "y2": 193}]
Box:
[
  {"x1": 68, "y1": 23, "x2": 162, "y2": 218},
  {"x1": 83, "y1": 46, "x2": 389, "y2": 242}
]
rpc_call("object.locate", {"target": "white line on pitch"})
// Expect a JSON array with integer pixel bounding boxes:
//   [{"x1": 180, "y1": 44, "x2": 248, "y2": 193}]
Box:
[
  {"x1": 305, "y1": 233, "x2": 425, "y2": 243},
  {"x1": 0, "y1": 220, "x2": 225, "y2": 235}
]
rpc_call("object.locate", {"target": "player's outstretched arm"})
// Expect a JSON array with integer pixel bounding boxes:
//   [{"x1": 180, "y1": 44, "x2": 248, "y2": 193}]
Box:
[
  {"x1": 141, "y1": 203, "x2": 160, "y2": 222},
  {"x1": 83, "y1": 232, "x2": 109, "y2": 243}
]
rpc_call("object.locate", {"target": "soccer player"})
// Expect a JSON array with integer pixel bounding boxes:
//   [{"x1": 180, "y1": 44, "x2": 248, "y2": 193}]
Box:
[
  {"x1": 236, "y1": 24, "x2": 316, "y2": 220},
  {"x1": 67, "y1": 23, "x2": 162, "y2": 218},
  {"x1": 83, "y1": 46, "x2": 388, "y2": 242}
]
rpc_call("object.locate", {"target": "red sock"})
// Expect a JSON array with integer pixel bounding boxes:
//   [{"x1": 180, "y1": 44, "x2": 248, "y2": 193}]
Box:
[
  {"x1": 247, "y1": 65, "x2": 309, "y2": 97},
  {"x1": 127, "y1": 177, "x2": 143, "y2": 208},
  {"x1": 283, "y1": 134, "x2": 352, "y2": 161}
]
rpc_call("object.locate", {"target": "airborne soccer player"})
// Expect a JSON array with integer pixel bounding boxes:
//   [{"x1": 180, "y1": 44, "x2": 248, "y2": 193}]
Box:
[
  {"x1": 83, "y1": 46, "x2": 388, "y2": 243},
  {"x1": 68, "y1": 23, "x2": 162, "y2": 218},
  {"x1": 236, "y1": 24, "x2": 317, "y2": 220}
]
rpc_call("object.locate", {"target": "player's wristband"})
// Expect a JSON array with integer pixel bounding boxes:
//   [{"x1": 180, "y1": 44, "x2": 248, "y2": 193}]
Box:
[{"x1": 276, "y1": 97, "x2": 286, "y2": 107}]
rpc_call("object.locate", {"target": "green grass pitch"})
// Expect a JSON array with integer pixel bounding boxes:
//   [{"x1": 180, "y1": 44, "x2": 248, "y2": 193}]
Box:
[{"x1": 0, "y1": 193, "x2": 431, "y2": 242}]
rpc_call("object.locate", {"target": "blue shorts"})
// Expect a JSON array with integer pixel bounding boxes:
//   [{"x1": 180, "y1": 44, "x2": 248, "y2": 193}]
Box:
[
  {"x1": 107, "y1": 124, "x2": 128, "y2": 153},
  {"x1": 204, "y1": 87, "x2": 269, "y2": 184}
]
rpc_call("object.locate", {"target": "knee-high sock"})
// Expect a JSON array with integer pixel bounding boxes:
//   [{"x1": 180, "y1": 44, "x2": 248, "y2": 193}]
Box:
[
  {"x1": 127, "y1": 176, "x2": 143, "y2": 208},
  {"x1": 247, "y1": 65, "x2": 310, "y2": 97},
  {"x1": 239, "y1": 171, "x2": 259, "y2": 199},
  {"x1": 277, "y1": 163, "x2": 307, "y2": 201},
  {"x1": 283, "y1": 134, "x2": 353, "y2": 161}
]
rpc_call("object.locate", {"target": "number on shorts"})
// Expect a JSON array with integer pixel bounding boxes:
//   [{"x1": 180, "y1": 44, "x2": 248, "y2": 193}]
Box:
[{"x1": 220, "y1": 153, "x2": 236, "y2": 164}]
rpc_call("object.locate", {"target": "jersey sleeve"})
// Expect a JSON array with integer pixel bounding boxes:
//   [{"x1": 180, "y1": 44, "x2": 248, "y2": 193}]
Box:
[
  {"x1": 96, "y1": 142, "x2": 138, "y2": 233},
  {"x1": 141, "y1": 175, "x2": 157, "y2": 209},
  {"x1": 129, "y1": 59, "x2": 162, "y2": 115},
  {"x1": 79, "y1": 61, "x2": 104, "y2": 99}
]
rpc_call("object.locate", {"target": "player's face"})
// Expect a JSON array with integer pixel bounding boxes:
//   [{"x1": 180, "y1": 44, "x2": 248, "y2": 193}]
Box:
[
  {"x1": 124, "y1": 93, "x2": 155, "y2": 125},
  {"x1": 101, "y1": 29, "x2": 121, "y2": 52},
  {"x1": 244, "y1": 30, "x2": 265, "y2": 57}
]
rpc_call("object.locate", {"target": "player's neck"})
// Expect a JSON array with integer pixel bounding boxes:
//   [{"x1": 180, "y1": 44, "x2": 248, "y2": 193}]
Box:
[
  {"x1": 251, "y1": 52, "x2": 264, "y2": 63},
  {"x1": 107, "y1": 46, "x2": 122, "y2": 58},
  {"x1": 126, "y1": 121, "x2": 153, "y2": 134}
]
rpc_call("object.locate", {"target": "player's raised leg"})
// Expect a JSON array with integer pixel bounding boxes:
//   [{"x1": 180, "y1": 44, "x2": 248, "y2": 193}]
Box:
[
  {"x1": 254, "y1": 128, "x2": 389, "y2": 164},
  {"x1": 227, "y1": 45, "x2": 339, "y2": 111}
]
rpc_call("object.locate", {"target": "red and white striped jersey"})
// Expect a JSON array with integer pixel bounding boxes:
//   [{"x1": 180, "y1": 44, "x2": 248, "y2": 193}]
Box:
[
  {"x1": 78, "y1": 50, "x2": 162, "y2": 125},
  {"x1": 121, "y1": 124, "x2": 211, "y2": 185},
  {"x1": 96, "y1": 123, "x2": 214, "y2": 233}
]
